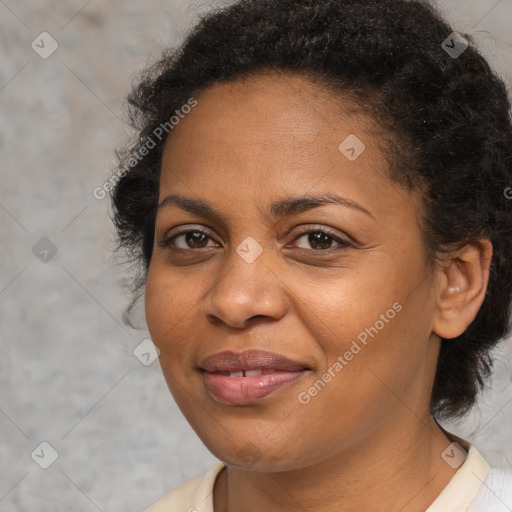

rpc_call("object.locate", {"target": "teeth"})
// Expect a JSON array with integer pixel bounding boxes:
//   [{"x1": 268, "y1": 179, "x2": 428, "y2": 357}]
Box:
[
  {"x1": 226, "y1": 369, "x2": 266, "y2": 377},
  {"x1": 245, "y1": 369, "x2": 263, "y2": 377}
]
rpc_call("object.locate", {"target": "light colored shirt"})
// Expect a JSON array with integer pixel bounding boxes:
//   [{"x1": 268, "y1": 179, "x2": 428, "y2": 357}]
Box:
[{"x1": 144, "y1": 444, "x2": 512, "y2": 511}]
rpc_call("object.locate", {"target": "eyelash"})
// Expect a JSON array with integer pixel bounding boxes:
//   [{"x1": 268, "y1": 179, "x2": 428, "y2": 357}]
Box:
[{"x1": 158, "y1": 226, "x2": 353, "y2": 254}]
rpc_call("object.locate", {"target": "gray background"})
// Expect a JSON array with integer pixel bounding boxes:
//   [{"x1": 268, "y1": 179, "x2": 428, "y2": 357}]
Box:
[{"x1": 1, "y1": 1, "x2": 512, "y2": 511}]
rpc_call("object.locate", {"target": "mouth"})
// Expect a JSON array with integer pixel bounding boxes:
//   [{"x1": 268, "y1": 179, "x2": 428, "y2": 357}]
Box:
[
  {"x1": 198, "y1": 350, "x2": 312, "y2": 405},
  {"x1": 210, "y1": 368, "x2": 299, "y2": 377},
  {"x1": 201, "y1": 368, "x2": 310, "y2": 405}
]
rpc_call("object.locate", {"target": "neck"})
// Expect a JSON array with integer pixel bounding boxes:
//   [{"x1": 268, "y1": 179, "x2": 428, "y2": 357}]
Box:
[{"x1": 213, "y1": 416, "x2": 459, "y2": 512}]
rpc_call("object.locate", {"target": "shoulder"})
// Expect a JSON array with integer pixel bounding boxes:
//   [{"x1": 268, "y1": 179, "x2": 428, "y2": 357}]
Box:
[
  {"x1": 469, "y1": 463, "x2": 512, "y2": 511},
  {"x1": 426, "y1": 438, "x2": 512, "y2": 512},
  {"x1": 142, "y1": 462, "x2": 225, "y2": 512}
]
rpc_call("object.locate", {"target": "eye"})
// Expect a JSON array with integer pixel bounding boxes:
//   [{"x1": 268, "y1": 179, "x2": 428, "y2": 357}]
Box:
[
  {"x1": 158, "y1": 228, "x2": 219, "y2": 250},
  {"x1": 288, "y1": 228, "x2": 352, "y2": 252}
]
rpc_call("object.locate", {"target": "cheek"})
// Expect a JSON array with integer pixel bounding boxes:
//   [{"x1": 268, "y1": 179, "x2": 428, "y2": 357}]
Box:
[
  {"x1": 296, "y1": 260, "x2": 402, "y2": 350},
  {"x1": 144, "y1": 266, "x2": 198, "y2": 402},
  {"x1": 144, "y1": 262, "x2": 210, "y2": 383},
  {"x1": 297, "y1": 254, "x2": 433, "y2": 401},
  {"x1": 144, "y1": 263, "x2": 188, "y2": 353}
]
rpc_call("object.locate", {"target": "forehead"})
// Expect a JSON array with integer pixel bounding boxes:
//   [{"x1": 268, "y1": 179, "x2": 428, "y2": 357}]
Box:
[
  {"x1": 162, "y1": 71, "x2": 382, "y2": 176},
  {"x1": 159, "y1": 70, "x2": 422, "y2": 224},
  {"x1": 167, "y1": 70, "x2": 373, "y2": 149}
]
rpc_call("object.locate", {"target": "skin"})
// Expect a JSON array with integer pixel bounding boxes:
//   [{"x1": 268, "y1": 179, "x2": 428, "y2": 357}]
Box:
[{"x1": 144, "y1": 70, "x2": 492, "y2": 512}]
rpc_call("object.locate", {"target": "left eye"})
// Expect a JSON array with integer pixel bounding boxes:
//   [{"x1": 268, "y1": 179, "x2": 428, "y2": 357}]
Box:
[{"x1": 289, "y1": 230, "x2": 351, "y2": 251}]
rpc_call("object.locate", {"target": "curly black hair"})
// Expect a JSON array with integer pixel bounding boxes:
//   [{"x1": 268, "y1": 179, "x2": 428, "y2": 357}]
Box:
[{"x1": 110, "y1": 0, "x2": 512, "y2": 420}]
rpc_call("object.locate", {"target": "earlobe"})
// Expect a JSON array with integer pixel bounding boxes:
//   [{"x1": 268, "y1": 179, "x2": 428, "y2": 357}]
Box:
[{"x1": 432, "y1": 239, "x2": 492, "y2": 340}]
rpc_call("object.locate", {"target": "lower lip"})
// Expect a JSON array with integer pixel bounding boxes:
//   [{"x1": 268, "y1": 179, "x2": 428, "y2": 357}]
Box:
[{"x1": 202, "y1": 370, "x2": 308, "y2": 405}]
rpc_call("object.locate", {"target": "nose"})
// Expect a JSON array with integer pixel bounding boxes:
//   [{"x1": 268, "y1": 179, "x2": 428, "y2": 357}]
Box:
[{"x1": 202, "y1": 244, "x2": 287, "y2": 330}]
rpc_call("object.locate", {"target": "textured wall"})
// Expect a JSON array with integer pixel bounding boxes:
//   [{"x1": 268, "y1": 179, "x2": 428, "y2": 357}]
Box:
[{"x1": 1, "y1": 1, "x2": 511, "y2": 510}]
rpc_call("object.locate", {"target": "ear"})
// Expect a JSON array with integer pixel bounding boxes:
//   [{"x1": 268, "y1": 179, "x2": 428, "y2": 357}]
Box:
[{"x1": 432, "y1": 239, "x2": 493, "y2": 340}]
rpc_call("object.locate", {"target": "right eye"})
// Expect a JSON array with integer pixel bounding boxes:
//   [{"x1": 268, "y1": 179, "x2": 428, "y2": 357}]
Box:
[{"x1": 158, "y1": 228, "x2": 220, "y2": 250}]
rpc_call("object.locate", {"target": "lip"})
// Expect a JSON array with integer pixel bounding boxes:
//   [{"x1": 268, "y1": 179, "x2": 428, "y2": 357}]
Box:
[
  {"x1": 199, "y1": 350, "x2": 312, "y2": 405},
  {"x1": 198, "y1": 349, "x2": 310, "y2": 373}
]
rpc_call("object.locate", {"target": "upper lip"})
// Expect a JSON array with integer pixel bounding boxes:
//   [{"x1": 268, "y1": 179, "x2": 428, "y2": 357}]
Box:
[{"x1": 199, "y1": 349, "x2": 310, "y2": 372}]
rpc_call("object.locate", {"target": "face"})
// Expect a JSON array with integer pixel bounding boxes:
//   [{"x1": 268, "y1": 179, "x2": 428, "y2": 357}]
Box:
[{"x1": 145, "y1": 71, "x2": 441, "y2": 472}]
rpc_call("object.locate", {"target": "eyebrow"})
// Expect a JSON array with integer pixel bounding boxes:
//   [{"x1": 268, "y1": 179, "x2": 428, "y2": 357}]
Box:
[{"x1": 157, "y1": 192, "x2": 374, "y2": 222}]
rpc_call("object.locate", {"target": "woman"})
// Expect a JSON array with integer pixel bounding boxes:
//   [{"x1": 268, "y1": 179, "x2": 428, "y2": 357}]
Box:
[{"x1": 110, "y1": 0, "x2": 512, "y2": 510}]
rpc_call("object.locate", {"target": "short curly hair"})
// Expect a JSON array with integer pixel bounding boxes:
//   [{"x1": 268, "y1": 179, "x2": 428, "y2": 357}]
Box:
[{"x1": 110, "y1": 0, "x2": 512, "y2": 420}]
